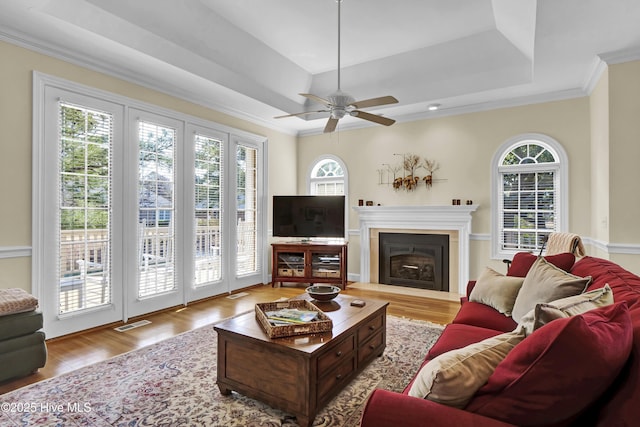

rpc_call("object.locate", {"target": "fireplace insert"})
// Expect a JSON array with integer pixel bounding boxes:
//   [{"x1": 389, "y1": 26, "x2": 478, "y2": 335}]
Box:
[{"x1": 379, "y1": 233, "x2": 449, "y2": 291}]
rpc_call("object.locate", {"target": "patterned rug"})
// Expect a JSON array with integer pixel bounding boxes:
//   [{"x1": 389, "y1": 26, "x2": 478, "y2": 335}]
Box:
[{"x1": 1, "y1": 315, "x2": 443, "y2": 427}]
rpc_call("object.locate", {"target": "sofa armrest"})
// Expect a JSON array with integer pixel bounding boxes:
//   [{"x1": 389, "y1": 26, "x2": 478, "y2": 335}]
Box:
[
  {"x1": 465, "y1": 280, "x2": 477, "y2": 299},
  {"x1": 360, "y1": 389, "x2": 517, "y2": 427}
]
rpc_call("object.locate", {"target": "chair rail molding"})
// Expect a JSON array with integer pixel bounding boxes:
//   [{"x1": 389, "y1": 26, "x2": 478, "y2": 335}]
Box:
[{"x1": 0, "y1": 246, "x2": 32, "y2": 259}]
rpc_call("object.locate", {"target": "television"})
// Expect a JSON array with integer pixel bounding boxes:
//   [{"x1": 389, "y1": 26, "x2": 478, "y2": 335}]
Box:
[{"x1": 272, "y1": 195, "x2": 345, "y2": 239}]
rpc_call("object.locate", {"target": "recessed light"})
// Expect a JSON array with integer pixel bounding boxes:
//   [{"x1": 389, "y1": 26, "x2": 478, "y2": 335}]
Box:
[{"x1": 428, "y1": 104, "x2": 441, "y2": 111}]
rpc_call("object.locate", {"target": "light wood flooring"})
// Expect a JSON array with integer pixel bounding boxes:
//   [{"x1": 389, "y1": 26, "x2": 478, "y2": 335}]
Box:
[{"x1": 0, "y1": 283, "x2": 460, "y2": 395}]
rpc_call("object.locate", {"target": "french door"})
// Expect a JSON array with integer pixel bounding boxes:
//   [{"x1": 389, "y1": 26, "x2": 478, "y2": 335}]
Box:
[{"x1": 33, "y1": 74, "x2": 266, "y2": 338}]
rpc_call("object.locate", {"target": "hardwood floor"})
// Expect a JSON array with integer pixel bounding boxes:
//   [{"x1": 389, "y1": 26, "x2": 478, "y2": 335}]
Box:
[{"x1": 0, "y1": 283, "x2": 460, "y2": 395}]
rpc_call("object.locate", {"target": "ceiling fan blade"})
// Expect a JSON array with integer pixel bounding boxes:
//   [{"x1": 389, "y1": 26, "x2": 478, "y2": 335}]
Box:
[
  {"x1": 274, "y1": 110, "x2": 328, "y2": 119},
  {"x1": 352, "y1": 110, "x2": 396, "y2": 126},
  {"x1": 324, "y1": 117, "x2": 339, "y2": 133},
  {"x1": 351, "y1": 95, "x2": 399, "y2": 109},
  {"x1": 300, "y1": 93, "x2": 331, "y2": 106}
]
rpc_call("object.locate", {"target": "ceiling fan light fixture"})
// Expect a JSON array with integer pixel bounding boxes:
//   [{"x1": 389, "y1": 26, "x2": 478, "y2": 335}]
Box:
[{"x1": 273, "y1": 0, "x2": 398, "y2": 132}]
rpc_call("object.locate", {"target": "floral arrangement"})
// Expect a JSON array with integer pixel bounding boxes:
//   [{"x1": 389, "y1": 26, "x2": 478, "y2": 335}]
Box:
[{"x1": 386, "y1": 154, "x2": 439, "y2": 191}]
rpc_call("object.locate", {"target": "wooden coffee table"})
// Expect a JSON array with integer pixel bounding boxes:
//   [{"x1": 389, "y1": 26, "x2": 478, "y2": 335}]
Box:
[{"x1": 214, "y1": 293, "x2": 389, "y2": 427}]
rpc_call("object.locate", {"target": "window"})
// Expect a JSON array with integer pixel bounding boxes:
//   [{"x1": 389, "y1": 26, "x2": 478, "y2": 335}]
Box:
[
  {"x1": 58, "y1": 102, "x2": 113, "y2": 313},
  {"x1": 193, "y1": 133, "x2": 223, "y2": 286},
  {"x1": 236, "y1": 143, "x2": 259, "y2": 276},
  {"x1": 491, "y1": 134, "x2": 568, "y2": 259},
  {"x1": 137, "y1": 120, "x2": 177, "y2": 298},
  {"x1": 307, "y1": 155, "x2": 348, "y2": 240},
  {"x1": 309, "y1": 156, "x2": 346, "y2": 196},
  {"x1": 33, "y1": 73, "x2": 266, "y2": 337}
]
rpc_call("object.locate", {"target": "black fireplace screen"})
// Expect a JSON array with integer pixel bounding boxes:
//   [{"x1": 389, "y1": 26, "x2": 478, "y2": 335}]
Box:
[{"x1": 379, "y1": 233, "x2": 449, "y2": 291}]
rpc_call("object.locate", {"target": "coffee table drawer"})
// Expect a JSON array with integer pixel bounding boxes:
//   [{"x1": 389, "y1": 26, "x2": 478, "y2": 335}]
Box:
[
  {"x1": 318, "y1": 335, "x2": 355, "y2": 372},
  {"x1": 357, "y1": 312, "x2": 384, "y2": 342},
  {"x1": 317, "y1": 356, "x2": 356, "y2": 401},
  {"x1": 358, "y1": 329, "x2": 384, "y2": 364}
]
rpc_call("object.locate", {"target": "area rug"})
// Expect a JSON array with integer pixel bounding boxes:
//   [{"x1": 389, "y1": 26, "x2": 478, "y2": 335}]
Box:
[{"x1": 1, "y1": 316, "x2": 443, "y2": 427}]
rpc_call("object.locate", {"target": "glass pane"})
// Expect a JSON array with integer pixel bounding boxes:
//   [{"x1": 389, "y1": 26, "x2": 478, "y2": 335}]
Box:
[
  {"x1": 520, "y1": 192, "x2": 535, "y2": 210},
  {"x1": 503, "y1": 212, "x2": 517, "y2": 228},
  {"x1": 528, "y1": 144, "x2": 543, "y2": 158},
  {"x1": 502, "y1": 231, "x2": 519, "y2": 249},
  {"x1": 513, "y1": 145, "x2": 527, "y2": 160},
  {"x1": 194, "y1": 134, "x2": 223, "y2": 287},
  {"x1": 503, "y1": 193, "x2": 518, "y2": 210},
  {"x1": 138, "y1": 121, "x2": 176, "y2": 298},
  {"x1": 520, "y1": 173, "x2": 536, "y2": 191},
  {"x1": 236, "y1": 145, "x2": 258, "y2": 276},
  {"x1": 502, "y1": 153, "x2": 519, "y2": 165},
  {"x1": 537, "y1": 191, "x2": 554, "y2": 210},
  {"x1": 58, "y1": 104, "x2": 112, "y2": 314},
  {"x1": 503, "y1": 174, "x2": 518, "y2": 191},
  {"x1": 538, "y1": 172, "x2": 554, "y2": 189},
  {"x1": 538, "y1": 150, "x2": 555, "y2": 163},
  {"x1": 519, "y1": 212, "x2": 535, "y2": 229}
]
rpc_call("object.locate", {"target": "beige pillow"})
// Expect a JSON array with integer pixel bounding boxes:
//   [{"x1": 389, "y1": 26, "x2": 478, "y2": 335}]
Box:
[
  {"x1": 511, "y1": 257, "x2": 592, "y2": 323},
  {"x1": 469, "y1": 267, "x2": 525, "y2": 316},
  {"x1": 408, "y1": 330, "x2": 525, "y2": 408},
  {"x1": 517, "y1": 284, "x2": 614, "y2": 335}
]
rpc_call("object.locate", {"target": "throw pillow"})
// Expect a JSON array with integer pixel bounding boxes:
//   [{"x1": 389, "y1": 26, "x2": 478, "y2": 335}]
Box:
[
  {"x1": 506, "y1": 252, "x2": 575, "y2": 277},
  {"x1": 408, "y1": 330, "x2": 525, "y2": 408},
  {"x1": 511, "y1": 256, "x2": 591, "y2": 323},
  {"x1": 469, "y1": 267, "x2": 525, "y2": 316},
  {"x1": 517, "y1": 284, "x2": 613, "y2": 335},
  {"x1": 466, "y1": 303, "x2": 633, "y2": 426}
]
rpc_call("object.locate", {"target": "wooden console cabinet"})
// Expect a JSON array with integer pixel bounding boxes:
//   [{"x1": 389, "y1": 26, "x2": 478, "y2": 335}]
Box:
[{"x1": 271, "y1": 242, "x2": 348, "y2": 289}]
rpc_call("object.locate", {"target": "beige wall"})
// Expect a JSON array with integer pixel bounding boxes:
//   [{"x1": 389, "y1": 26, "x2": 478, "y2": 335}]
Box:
[
  {"x1": 0, "y1": 40, "x2": 297, "y2": 291},
  {"x1": 298, "y1": 98, "x2": 593, "y2": 279},
  {"x1": 608, "y1": 61, "x2": 640, "y2": 246},
  {"x1": 589, "y1": 67, "x2": 610, "y2": 252},
  {"x1": 4, "y1": 37, "x2": 640, "y2": 292}
]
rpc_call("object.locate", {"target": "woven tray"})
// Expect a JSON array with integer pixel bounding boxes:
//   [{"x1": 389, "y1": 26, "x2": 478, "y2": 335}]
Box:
[{"x1": 255, "y1": 299, "x2": 333, "y2": 338}]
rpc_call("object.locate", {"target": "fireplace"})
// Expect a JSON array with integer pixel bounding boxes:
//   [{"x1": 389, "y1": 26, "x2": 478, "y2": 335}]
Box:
[
  {"x1": 353, "y1": 205, "x2": 478, "y2": 295},
  {"x1": 379, "y1": 233, "x2": 449, "y2": 291}
]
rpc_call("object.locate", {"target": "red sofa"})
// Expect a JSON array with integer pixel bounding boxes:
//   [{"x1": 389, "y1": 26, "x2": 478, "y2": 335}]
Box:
[{"x1": 360, "y1": 256, "x2": 640, "y2": 427}]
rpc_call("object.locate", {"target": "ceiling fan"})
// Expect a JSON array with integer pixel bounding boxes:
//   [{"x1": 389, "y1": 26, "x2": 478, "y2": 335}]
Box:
[{"x1": 275, "y1": 0, "x2": 398, "y2": 133}]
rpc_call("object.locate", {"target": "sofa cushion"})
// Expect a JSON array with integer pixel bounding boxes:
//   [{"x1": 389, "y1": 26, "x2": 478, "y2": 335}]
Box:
[
  {"x1": 408, "y1": 330, "x2": 525, "y2": 408},
  {"x1": 511, "y1": 256, "x2": 591, "y2": 322},
  {"x1": 452, "y1": 301, "x2": 518, "y2": 332},
  {"x1": 569, "y1": 256, "x2": 640, "y2": 426},
  {"x1": 0, "y1": 310, "x2": 44, "y2": 341},
  {"x1": 517, "y1": 284, "x2": 613, "y2": 335},
  {"x1": 424, "y1": 323, "x2": 504, "y2": 361},
  {"x1": 466, "y1": 303, "x2": 633, "y2": 426},
  {"x1": 468, "y1": 267, "x2": 524, "y2": 316},
  {"x1": 507, "y1": 252, "x2": 575, "y2": 277}
]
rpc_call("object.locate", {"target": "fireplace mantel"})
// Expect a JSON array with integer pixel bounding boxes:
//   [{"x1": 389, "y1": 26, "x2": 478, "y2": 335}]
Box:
[{"x1": 353, "y1": 205, "x2": 479, "y2": 294}]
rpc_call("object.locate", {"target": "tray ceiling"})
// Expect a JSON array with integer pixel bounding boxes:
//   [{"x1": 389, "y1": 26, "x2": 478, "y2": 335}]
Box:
[{"x1": 1, "y1": 0, "x2": 640, "y2": 134}]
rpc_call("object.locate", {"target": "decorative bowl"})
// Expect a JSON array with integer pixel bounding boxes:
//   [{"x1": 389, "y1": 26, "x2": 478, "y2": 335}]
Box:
[{"x1": 306, "y1": 285, "x2": 341, "y2": 302}]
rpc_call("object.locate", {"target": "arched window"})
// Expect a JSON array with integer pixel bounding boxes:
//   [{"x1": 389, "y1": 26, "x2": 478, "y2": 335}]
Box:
[
  {"x1": 308, "y1": 156, "x2": 347, "y2": 196},
  {"x1": 491, "y1": 134, "x2": 568, "y2": 259},
  {"x1": 307, "y1": 155, "x2": 348, "y2": 239}
]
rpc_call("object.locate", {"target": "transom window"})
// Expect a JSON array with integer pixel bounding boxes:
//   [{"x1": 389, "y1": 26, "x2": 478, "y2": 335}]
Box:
[
  {"x1": 309, "y1": 157, "x2": 345, "y2": 195},
  {"x1": 491, "y1": 134, "x2": 568, "y2": 259}
]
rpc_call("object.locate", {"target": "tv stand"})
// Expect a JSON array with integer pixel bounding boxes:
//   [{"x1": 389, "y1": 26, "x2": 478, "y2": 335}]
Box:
[{"x1": 271, "y1": 242, "x2": 348, "y2": 289}]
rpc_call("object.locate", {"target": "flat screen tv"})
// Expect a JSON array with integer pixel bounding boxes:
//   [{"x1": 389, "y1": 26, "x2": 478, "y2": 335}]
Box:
[{"x1": 272, "y1": 195, "x2": 345, "y2": 239}]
